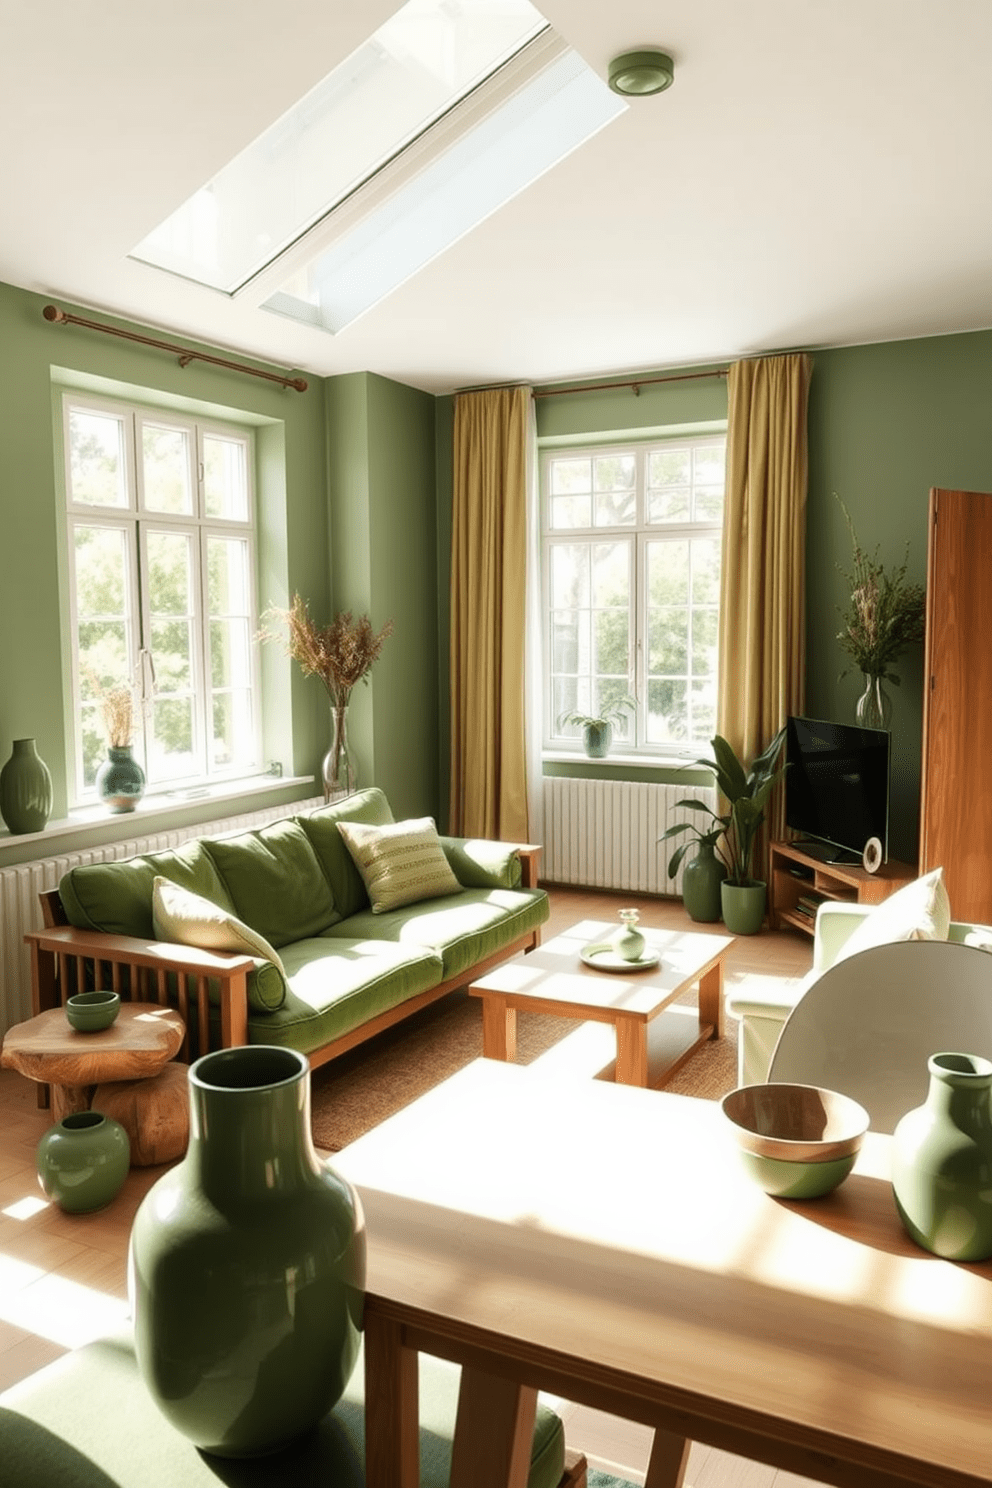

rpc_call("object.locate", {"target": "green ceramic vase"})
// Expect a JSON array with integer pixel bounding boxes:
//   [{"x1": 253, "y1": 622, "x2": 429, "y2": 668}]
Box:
[
  {"x1": 720, "y1": 880, "x2": 766, "y2": 935},
  {"x1": 95, "y1": 744, "x2": 145, "y2": 813},
  {"x1": 128, "y1": 1046, "x2": 366, "y2": 1458},
  {"x1": 36, "y1": 1110, "x2": 130, "y2": 1213},
  {"x1": 582, "y1": 720, "x2": 612, "y2": 758},
  {"x1": 681, "y1": 841, "x2": 727, "y2": 923},
  {"x1": 891, "y1": 1051, "x2": 992, "y2": 1261},
  {"x1": 0, "y1": 737, "x2": 53, "y2": 835}
]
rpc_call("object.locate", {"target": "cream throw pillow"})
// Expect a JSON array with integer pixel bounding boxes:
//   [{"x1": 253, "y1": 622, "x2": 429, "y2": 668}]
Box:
[
  {"x1": 834, "y1": 866, "x2": 951, "y2": 964},
  {"x1": 336, "y1": 817, "x2": 462, "y2": 913},
  {"x1": 151, "y1": 876, "x2": 285, "y2": 973}
]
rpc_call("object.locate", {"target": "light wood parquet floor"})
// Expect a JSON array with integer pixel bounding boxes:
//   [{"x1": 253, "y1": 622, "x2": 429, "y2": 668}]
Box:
[{"x1": 0, "y1": 885, "x2": 816, "y2": 1487}]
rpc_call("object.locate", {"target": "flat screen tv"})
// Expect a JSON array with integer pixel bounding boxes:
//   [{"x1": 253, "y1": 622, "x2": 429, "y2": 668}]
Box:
[{"x1": 785, "y1": 716, "x2": 890, "y2": 863}]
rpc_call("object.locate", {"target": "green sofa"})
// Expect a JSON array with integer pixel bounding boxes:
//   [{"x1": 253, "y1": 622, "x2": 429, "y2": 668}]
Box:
[{"x1": 31, "y1": 788, "x2": 549, "y2": 1071}]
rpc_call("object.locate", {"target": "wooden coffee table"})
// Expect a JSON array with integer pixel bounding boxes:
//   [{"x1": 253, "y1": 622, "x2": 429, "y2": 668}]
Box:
[{"x1": 468, "y1": 919, "x2": 733, "y2": 1088}]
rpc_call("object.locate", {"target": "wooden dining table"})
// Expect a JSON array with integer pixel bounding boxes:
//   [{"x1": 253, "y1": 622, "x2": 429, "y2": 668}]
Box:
[{"x1": 332, "y1": 1058, "x2": 992, "y2": 1488}]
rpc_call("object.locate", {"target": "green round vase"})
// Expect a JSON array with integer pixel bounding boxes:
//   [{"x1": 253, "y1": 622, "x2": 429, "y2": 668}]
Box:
[
  {"x1": 720, "y1": 880, "x2": 767, "y2": 935},
  {"x1": 891, "y1": 1052, "x2": 992, "y2": 1261},
  {"x1": 36, "y1": 1110, "x2": 130, "y2": 1213},
  {"x1": 95, "y1": 744, "x2": 145, "y2": 813},
  {"x1": 128, "y1": 1045, "x2": 366, "y2": 1458},
  {"x1": 681, "y1": 841, "x2": 727, "y2": 923},
  {"x1": 0, "y1": 737, "x2": 53, "y2": 835}
]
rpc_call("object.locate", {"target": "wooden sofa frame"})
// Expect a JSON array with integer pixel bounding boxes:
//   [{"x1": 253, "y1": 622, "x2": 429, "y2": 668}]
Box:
[{"x1": 24, "y1": 847, "x2": 544, "y2": 1109}]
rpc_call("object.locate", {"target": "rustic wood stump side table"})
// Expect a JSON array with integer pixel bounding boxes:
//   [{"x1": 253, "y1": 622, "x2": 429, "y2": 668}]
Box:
[{"x1": 0, "y1": 1002, "x2": 187, "y2": 1164}]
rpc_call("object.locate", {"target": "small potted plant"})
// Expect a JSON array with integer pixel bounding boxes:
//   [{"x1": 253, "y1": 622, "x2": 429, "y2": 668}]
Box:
[
  {"x1": 558, "y1": 696, "x2": 637, "y2": 759},
  {"x1": 667, "y1": 728, "x2": 787, "y2": 934}
]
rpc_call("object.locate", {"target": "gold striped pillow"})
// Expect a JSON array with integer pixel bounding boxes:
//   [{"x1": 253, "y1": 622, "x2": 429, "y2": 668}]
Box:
[{"x1": 336, "y1": 817, "x2": 461, "y2": 913}]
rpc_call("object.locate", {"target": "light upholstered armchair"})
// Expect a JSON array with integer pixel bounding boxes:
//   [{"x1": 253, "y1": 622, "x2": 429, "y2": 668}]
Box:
[{"x1": 729, "y1": 872, "x2": 991, "y2": 1086}]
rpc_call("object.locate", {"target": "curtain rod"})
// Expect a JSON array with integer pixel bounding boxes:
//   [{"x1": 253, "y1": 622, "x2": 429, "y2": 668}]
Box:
[
  {"x1": 533, "y1": 368, "x2": 728, "y2": 399},
  {"x1": 42, "y1": 304, "x2": 309, "y2": 393}
]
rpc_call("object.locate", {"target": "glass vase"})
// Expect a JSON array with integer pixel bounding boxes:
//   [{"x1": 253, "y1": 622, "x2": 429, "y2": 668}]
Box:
[
  {"x1": 322, "y1": 704, "x2": 356, "y2": 800},
  {"x1": 855, "y1": 673, "x2": 892, "y2": 731}
]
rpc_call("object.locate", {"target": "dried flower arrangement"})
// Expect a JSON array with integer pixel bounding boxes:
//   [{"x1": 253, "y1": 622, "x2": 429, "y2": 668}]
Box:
[
  {"x1": 835, "y1": 497, "x2": 925, "y2": 685},
  {"x1": 99, "y1": 685, "x2": 135, "y2": 748},
  {"x1": 260, "y1": 595, "x2": 394, "y2": 710}
]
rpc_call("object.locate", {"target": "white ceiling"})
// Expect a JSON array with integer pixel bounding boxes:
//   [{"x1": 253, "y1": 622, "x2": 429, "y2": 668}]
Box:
[{"x1": 4, "y1": 1, "x2": 992, "y2": 396}]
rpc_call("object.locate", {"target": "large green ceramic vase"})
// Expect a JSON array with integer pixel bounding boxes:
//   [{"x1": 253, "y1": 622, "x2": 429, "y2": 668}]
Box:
[
  {"x1": 891, "y1": 1051, "x2": 992, "y2": 1261},
  {"x1": 128, "y1": 1046, "x2": 366, "y2": 1457},
  {"x1": 0, "y1": 737, "x2": 53, "y2": 834},
  {"x1": 681, "y1": 841, "x2": 727, "y2": 923}
]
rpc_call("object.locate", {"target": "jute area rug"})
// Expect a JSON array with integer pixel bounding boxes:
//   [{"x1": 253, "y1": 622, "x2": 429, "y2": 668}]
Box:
[{"x1": 310, "y1": 985, "x2": 738, "y2": 1153}]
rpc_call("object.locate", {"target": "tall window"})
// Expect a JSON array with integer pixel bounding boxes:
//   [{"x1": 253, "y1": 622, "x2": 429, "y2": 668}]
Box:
[
  {"x1": 542, "y1": 433, "x2": 725, "y2": 754},
  {"x1": 62, "y1": 393, "x2": 260, "y2": 798}
]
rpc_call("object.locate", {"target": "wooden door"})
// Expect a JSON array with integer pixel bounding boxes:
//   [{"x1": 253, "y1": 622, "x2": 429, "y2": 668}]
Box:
[{"x1": 920, "y1": 488, "x2": 992, "y2": 923}]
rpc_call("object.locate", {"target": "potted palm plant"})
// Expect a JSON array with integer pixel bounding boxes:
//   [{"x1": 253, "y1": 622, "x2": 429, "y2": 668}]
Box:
[
  {"x1": 666, "y1": 728, "x2": 787, "y2": 934},
  {"x1": 558, "y1": 696, "x2": 637, "y2": 759}
]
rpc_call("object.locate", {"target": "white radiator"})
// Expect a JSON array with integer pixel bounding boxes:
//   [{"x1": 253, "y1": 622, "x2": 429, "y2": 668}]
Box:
[
  {"x1": 0, "y1": 795, "x2": 324, "y2": 1037},
  {"x1": 541, "y1": 777, "x2": 718, "y2": 896}
]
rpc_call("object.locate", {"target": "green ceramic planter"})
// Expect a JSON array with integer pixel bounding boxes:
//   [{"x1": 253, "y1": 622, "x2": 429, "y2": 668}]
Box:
[
  {"x1": 0, "y1": 738, "x2": 53, "y2": 835},
  {"x1": 129, "y1": 1045, "x2": 366, "y2": 1457},
  {"x1": 36, "y1": 1111, "x2": 130, "y2": 1213},
  {"x1": 720, "y1": 880, "x2": 767, "y2": 935},
  {"x1": 891, "y1": 1051, "x2": 992, "y2": 1261},
  {"x1": 681, "y1": 841, "x2": 727, "y2": 923},
  {"x1": 582, "y1": 721, "x2": 612, "y2": 758}
]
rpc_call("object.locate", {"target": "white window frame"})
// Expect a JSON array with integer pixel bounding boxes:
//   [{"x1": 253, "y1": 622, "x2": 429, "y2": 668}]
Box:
[
  {"x1": 61, "y1": 391, "x2": 262, "y2": 803},
  {"x1": 540, "y1": 431, "x2": 726, "y2": 759}
]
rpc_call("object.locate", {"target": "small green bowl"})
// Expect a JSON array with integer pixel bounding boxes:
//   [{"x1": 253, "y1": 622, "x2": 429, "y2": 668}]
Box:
[
  {"x1": 722, "y1": 1082, "x2": 869, "y2": 1199},
  {"x1": 65, "y1": 991, "x2": 121, "y2": 1033}
]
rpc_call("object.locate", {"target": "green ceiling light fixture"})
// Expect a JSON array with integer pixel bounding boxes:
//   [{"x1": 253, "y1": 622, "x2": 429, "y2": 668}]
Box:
[{"x1": 608, "y1": 49, "x2": 675, "y2": 97}]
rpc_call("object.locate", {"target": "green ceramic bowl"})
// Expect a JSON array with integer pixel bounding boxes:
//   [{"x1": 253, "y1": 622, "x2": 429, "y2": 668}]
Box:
[
  {"x1": 722, "y1": 1082, "x2": 869, "y2": 1199},
  {"x1": 65, "y1": 990, "x2": 121, "y2": 1033}
]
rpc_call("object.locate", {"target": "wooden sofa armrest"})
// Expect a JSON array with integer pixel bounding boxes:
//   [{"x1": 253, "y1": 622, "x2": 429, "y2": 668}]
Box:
[
  {"x1": 513, "y1": 844, "x2": 542, "y2": 889},
  {"x1": 24, "y1": 924, "x2": 253, "y2": 1065}
]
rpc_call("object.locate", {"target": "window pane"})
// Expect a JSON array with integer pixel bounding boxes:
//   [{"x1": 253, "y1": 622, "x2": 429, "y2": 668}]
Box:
[
  {"x1": 692, "y1": 608, "x2": 719, "y2": 676},
  {"x1": 554, "y1": 676, "x2": 589, "y2": 734},
  {"x1": 593, "y1": 455, "x2": 634, "y2": 491},
  {"x1": 692, "y1": 679, "x2": 717, "y2": 742},
  {"x1": 68, "y1": 408, "x2": 128, "y2": 508},
  {"x1": 649, "y1": 447, "x2": 690, "y2": 486},
  {"x1": 648, "y1": 679, "x2": 688, "y2": 743},
  {"x1": 204, "y1": 435, "x2": 249, "y2": 521},
  {"x1": 591, "y1": 542, "x2": 629, "y2": 607},
  {"x1": 212, "y1": 690, "x2": 255, "y2": 769},
  {"x1": 77, "y1": 621, "x2": 130, "y2": 694},
  {"x1": 550, "y1": 457, "x2": 591, "y2": 495},
  {"x1": 648, "y1": 486, "x2": 691, "y2": 524},
  {"x1": 648, "y1": 607, "x2": 688, "y2": 674},
  {"x1": 593, "y1": 608, "x2": 628, "y2": 677},
  {"x1": 143, "y1": 424, "x2": 193, "y2": 514},
  {"x1": 552, "y1": 610, "x2": 587, "y2": 675},
  {"x1": 693, "y1": 446, "x2": 725, "y2": 486},
  {"x1": 151, "y1": 617, "x2": 193, "y2": 692},
  {"x1": 551, "y1": 494, "x2": 592, "y2": 529},
  {"x1": 550, "y1": 544, "x2": 589, "y2": 609},
  {"x1": 147, "y1": 531, "x2": 193, "y2": 616},
  {"x1": 148, "y1": 698, "x2": 194, "y2": 781},
  {"x1": 647, "y1": 540, "x2": 689, "y2": 605},
  {"x1": 74, "y1": 526, "x2": 128, "y2": 618},
  {"x1": 693, "y1": 486, "x2": 724, "y2": 522},
  {"x1": 691, "y1": 538, "x2": 721, "y2": 603},
  {"x1": 207, "y1": 537, "x2": 251, "y2": 615},
  {"x1": 80, "y1": 704, "x2": 105, "y2": 789},
  {"x1": 210, "y1": 619, "x2": 252, "y2": 690},
  {"x1": 594, "y1": 489, "x2": 636, "y2": 526}
]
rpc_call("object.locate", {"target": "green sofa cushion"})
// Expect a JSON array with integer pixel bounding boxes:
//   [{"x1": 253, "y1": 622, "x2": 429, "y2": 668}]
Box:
[
  {"x1": 0, "y1": 1328, "x2": 565, "y2": 1488},
  {"x1": 441, "y1": 835, "x2": 524, "y2": 890},
  {"x1": 245, "y1": 937, "x2": 443, "y2": 1055},
  {"x1": 322, "y1": 887, "x2": 550, "y2": 982},
  {"x1": 298, "y1": 787, "x2": 395, "y2": 919},
  {"x1": 59, "y1": 838, "x2": 235, "y2": 940},
  {"x1": 204, "y1": 818, "x2": 339, "y2": 949}
]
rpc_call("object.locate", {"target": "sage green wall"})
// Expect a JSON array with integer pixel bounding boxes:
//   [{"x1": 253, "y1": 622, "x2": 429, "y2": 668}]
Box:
[
  {"x1": 0, "y1": 280, "x2": 329, "y2": 866},
  {"x1": 325, "y1": 372, "x2": 439, "y2": 820},
  {"x1": 806, "y1": 331, "x2": 992, "y2": 864}
]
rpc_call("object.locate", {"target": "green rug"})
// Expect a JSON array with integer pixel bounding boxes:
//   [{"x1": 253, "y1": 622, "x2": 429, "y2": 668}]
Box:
[{"x1": 588, "y1": 1472, "x2": 639, "y2": 1488}]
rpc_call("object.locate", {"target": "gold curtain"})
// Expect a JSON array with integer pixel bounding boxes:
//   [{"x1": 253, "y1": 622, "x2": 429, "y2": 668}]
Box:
[
  {"x1": 718, "y1": 353, "x2": 812, "y2": 856},
  {"x1": 449, "y1": 386, "x2": 531, "y2": 841}
]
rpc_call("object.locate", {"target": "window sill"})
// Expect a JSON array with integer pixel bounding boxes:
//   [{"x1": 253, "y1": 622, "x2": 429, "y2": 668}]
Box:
[
  {"x1": 0, "y1": 774, "x2": 317, "y2": 856},
  {"x1": 542, "y1": 749, "x2": 706, "y2": 770}
]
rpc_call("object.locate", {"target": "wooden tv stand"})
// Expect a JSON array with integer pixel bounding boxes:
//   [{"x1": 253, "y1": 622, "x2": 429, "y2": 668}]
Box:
[{"x1": 769, "y1": 839, "x2": 917, "y2": 936}]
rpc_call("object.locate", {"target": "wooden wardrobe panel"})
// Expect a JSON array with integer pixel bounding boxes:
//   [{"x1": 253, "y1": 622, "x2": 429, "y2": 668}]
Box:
[{"x1": 920, "y1": 487, "x2": 992, "y2": 923}]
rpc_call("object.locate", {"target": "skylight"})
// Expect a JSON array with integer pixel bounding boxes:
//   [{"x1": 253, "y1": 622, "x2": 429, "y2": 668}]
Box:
[{"x1": 131, "y1": 0, "x2": 626, "y2": 330}]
